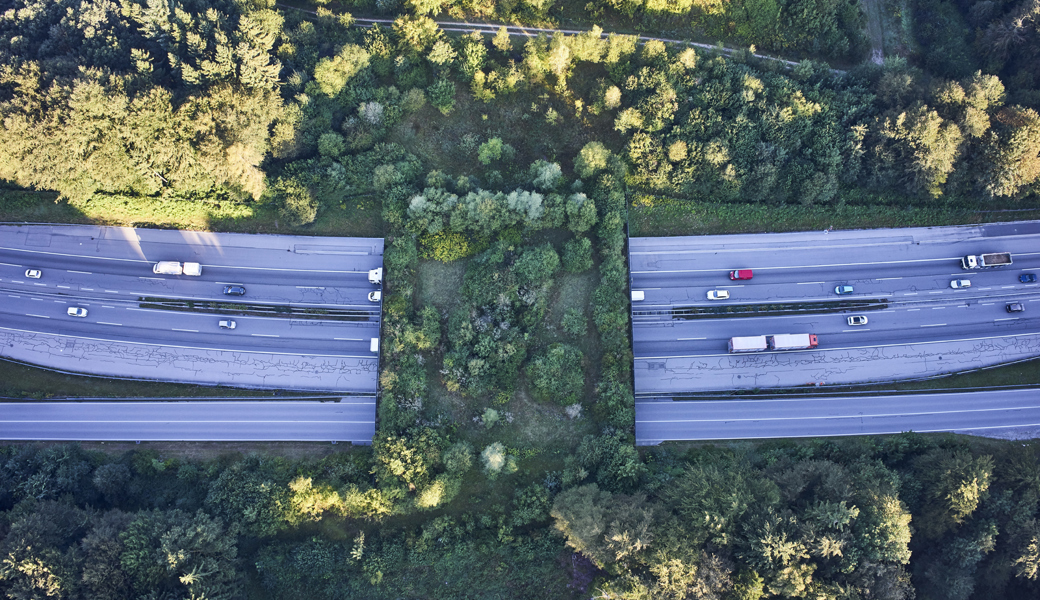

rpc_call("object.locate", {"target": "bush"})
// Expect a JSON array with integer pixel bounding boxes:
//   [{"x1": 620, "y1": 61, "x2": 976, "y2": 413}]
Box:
[
  {"x1": 420, "y1": 231, "x2": 473, "y2": 261},
  {"x1": 514, "y1": 243, "x2": 560, "y2": 286},
  {"x1": 561, "y1": 308, "x2": 588, "y2": 338},
  {"x1": 562, "y1": 237, "x2": 593, "y2": 273},
  {"x1": 527, "y1": 343, "x2": 585, "y2": 405}
]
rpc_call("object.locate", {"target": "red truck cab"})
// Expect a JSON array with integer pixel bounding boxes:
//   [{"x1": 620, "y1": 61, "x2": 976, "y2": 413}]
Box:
[{"x1": 730, "y1": 269, "x2": 753, "y2": 280}]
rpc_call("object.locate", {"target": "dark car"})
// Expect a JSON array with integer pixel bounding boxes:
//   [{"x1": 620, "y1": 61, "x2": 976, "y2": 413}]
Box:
[
  {"x1": 1021, "y1": 273, "x2": 1037, "y2": 283},
  {"x1": 1007, "y1": 302, "x2": 1025, "y2": 313},
  {"x1": 223, "y1": 285, "x2": 246, "y2": 296}
]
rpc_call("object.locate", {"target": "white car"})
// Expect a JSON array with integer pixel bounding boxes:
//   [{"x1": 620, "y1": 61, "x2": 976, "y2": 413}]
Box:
[
  {"x1": 218, "y1": 320, "x2": 236, "y2": 329},
  {"x1": 847, "y1": 315, "x2": 868, "y2": 326},
  {"x1": 67, "y1": 307, "x2": 88, "y2": 318},
  {"x1": 707, "y1": 290, "x2": 730, "y2": 300},
  {"x1": 950, "y1": 279, "x2": 971, "y2": 288},
  {"x1": 368, "y1": 291, "x2": 382, "y2": 302},
  {"x1": 25, "y1": 269, "x2": 42, "y2": 279}
]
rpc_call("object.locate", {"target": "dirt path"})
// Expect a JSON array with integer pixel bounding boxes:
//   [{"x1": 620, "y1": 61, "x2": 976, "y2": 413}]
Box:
[{"x1": 861, "y1": 0, "x2": 886, "y2": 64}]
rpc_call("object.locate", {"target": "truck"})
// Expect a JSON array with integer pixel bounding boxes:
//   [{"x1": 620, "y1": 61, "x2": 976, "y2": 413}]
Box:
[
  {"x1": 729, "y1": 336, "x2": 768, "y2": 353},
  {"x1": 727, "y1": 334, "x2": 819, "y2": 353},
  {"x1": 153, "y1": 261, "x2": 202, "y2": 276},
  {"x1": 368, "y1": 268, "x2": 383, "y2": 284},
  {"x1": 768, "y1": 333, "x2": 819, "y2": 351},
  {"x1": 961, "y1": 253, "x2": 1012, "y2": 269}
]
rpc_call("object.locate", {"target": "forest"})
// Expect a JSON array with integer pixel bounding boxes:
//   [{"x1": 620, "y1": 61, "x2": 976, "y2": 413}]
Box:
[{"x1": 1, "y1": 0, "x2": 1040, "y2": 598}]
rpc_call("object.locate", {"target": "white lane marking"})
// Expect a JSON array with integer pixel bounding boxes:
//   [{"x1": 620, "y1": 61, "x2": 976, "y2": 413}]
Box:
[
  {"x1": 933, "y1": 307, "x2": 945, "y2": 310},
  {"x1": 981, "y1": 303, "x2": 994, "y2": 306},
  {"x1": 297, "y1": 286, "x2": 326, "y2": 289},
  {"x1": 102, "y1": 305, "x2": 115, "y2": 309},
  {"x1": 11, "y1": 280, "x2": 24, "y2": 283},
  {"x1": 907, "y1": 308, "x2": 919, "y2": 312},
  {"x1": 53, "y1": 300, "x2": 66, "y2": 304},
  {"x1": 139, "y1": 277, "x2": 165, "y2": 281},
  {"x1": 678, "y1": 337, "x2": 706, "y2": 340},
  {"x1": 67, "y1": 270, "x2": 91, "y2": 274},
  {"x1": 105, "y1": 290, "x2": 118, "y2": 293},
  {"x1": 57, "y1": 285, "x2": 70, "y2": 289},
  {"x1": 928, "y1": 291, "x2": 944, "y2": 294},
  {"x1": 216, "y1": 281, "x2": 246, "y2": 285},
  {"x1": 334, "y1": 337, "x2": 364, "y2": 341},
  {"x1": 0, "y1": 262, "x2": 18, "y2": 266},
  {"x1": 979, "y1": 287, "x2": 991, "y2": 290},
  {"x1": 31, "y1": 298, "x2": 42, "y2": 301},
  {"x1": 172, "y1": 328, "x2": 199, "y2": 333},
  {"x1": 904, "y1": 292, "x2": 917, "y2": 296},
  {"x1": 8, "y1": 295, "x2": 19, "y2": 298},
  {"x1": 26, "y1": 314, "x2": 49, "y2": 318},
  {"x1": 1002, "y1": 286, "x2": 1016, "y2": 289},
  {"x1": 842, "y1": 329, "x2": 870, "y2": 332},
  {"x1": 97, "y1": 322, "x2": 122, "y2": 326},
  {"x1": 920, "y1": 323, "x2": 946, "y2": 327},
  {"x1": 251, "y1": 334, "x2": 280, "y2": 338},
  {"x1": 81, "y1": 288, "x2": 93, "y2": 291},
  {"x1": 33, "y1": 283, "x2": 46, "y2": 286},
  {"x1": 636, "y1": 405, "x2": 1040, "y2": 423},
  {"x1": 797, "y1": 281, "x2": 825, "y2": 285},
  {"x1": 877, "y1": 277, "x2": 902, "y2": 280},
  {"x1": 995, "y1": 318, "x2": 1019, "y2": 322}
]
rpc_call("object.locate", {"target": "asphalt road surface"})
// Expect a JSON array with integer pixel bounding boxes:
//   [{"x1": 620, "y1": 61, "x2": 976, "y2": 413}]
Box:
[
  {"x1": 0, "y1": 225, "x2": 384, "y2": 392},
  {"x1": 630, "y1": 222, "x2": 1040, "y2": 394},
  {"x1": 635, "y1": 388, "x2": 1040, "y2": 445},
  {"x1": 0, "y1": 400, "x2": 376, "y2": 443}
]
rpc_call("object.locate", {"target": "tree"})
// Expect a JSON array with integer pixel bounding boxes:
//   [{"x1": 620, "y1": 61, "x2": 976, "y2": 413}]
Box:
[
  {"x1": 913, "y1": 450, "x2": 994, "y2": 539},
  {"x1": 574, "y1": 141, "x2": 612, "y2": 179},
  {"x1": 550, "y1": 484, "x2": 654, "y2": 570},
  {"x1": 312, "y1": 44, "x2": 370, "y2": 97}
]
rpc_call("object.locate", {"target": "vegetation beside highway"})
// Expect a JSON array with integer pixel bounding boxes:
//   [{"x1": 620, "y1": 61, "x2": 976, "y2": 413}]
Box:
[{"x1": 2, "y1": 0, "x2": 1040, "y2": 598}]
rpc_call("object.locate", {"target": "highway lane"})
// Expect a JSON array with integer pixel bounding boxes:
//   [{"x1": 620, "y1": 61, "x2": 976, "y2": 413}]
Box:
[
  {"x1": 635, "y1": 389, "x2": 1040, "y2": 444},
  {"x1": 0, "y1": 261, "x2": 380, "y2": 306},
  {"x1": 0, "y1": 289, "x2": 379, "y2": 357},
  {"x1": 633, "y1": 296, "x2": 1039, "y2": 356},
  {"x1": 0, "y1": 400, "x2": 377, "y2": 443},
  {"x1": 632, "y1": 265, "x2": 1039, "y2": 307}
]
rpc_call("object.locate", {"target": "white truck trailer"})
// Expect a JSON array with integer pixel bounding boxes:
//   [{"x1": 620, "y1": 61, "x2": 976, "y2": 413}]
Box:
[{"x1": 153, "y1": 261, "x2": 202, "y2": 276}]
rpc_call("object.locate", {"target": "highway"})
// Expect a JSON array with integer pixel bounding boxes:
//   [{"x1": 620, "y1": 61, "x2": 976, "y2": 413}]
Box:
[
  {"x1": 629, "y1": 222, "x2": 1040, "y2": 394},
  {"x1": 0, "y1": 225, "x2": 384, "y2": 392},
  {"x1": 635, "y1": 389, "x2": 1040, "y2": 445},
  {"x1": 0, "y1": 400, "x2": 376, "y2": 443}
]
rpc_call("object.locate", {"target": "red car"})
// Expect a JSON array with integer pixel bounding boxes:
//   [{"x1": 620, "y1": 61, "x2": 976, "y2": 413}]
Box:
[{"x1": 730, "y1": 269, "x2": 753, "y2": 280}]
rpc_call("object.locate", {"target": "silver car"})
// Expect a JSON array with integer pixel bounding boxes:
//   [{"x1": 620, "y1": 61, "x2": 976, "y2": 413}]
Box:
[
  {"x1": 847, "y1": 315, "x2": 868, "y2": 326},
  {"x1": 67, "y1": 307, "x2": 88, "y2": 318},
  {"x1": 25, "y1": 269, "x2": 42, "y2": 279}
]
